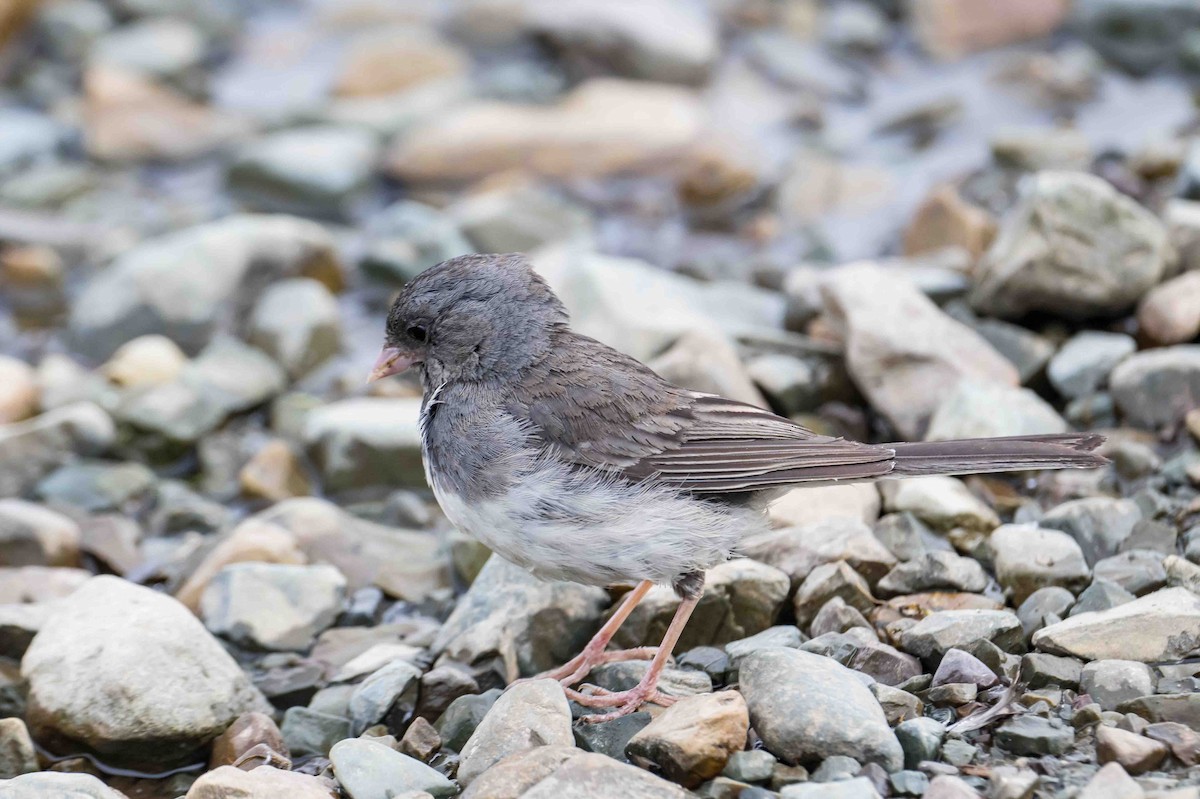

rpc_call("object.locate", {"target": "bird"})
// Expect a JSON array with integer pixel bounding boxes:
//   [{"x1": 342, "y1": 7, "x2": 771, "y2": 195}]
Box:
[{"x1": 369, "y1": 252, "x2": 1106, "y2": 722}]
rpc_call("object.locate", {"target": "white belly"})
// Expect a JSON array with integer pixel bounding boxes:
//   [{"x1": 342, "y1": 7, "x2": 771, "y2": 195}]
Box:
[{"x1": 428, "y1": 455, "x2": 760, "y2": 587}]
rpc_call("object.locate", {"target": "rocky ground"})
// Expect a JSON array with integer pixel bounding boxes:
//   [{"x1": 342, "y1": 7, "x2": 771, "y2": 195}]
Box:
[{"x1": 1, "y1": 0, "x2": 1200, "y2": 798}]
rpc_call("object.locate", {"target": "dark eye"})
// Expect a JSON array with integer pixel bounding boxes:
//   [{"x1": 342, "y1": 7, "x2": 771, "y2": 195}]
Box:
[{"x1": 406, "y1": 324, "x2": 428, "y2": 343}]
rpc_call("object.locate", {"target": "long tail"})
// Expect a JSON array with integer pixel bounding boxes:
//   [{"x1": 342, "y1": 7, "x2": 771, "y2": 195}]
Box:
[{"x1": 888, "y1": 433, "x2": 1107, "y2": 477}]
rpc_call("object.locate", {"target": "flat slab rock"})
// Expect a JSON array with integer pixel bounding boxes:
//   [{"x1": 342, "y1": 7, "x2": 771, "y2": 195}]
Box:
[{"x1": 1033, "y1": 587, "x2": 1200, "y2": 662}]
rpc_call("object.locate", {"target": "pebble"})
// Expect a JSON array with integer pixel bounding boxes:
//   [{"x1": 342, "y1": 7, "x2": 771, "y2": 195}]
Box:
[
  {"x1": 1041, "y1": 497, "x2": 1141, "y2": 566},
  {"x1": 1070, "y1": 579, "x2": 1136, "y2": 616},
  {"x1": 459, "y1": 746, "x2": 690, "y2": 799},
  {"x1": 989, "y1": 524, "x2": 1090, "y2": 604},
  {"x1": 335, "y1": 27, "x2": 467, "y2": 97},
  {"x1": 911, "y1": 0, "x2": 1070, "y2": 58},
  {"x1": 209, "y1": 711, "x2": 286, "y2": 769},
  {"x1": 1082, "y1": 661, "x2": 1156, "y2": 711},
  {"x1": 781, "y1": 776, "x2": 882, "y2": 799},
  {"x1": 878, "y1": 476, "x2": 999, "y2": 533},
  {"x1": 239, "y1": 438, "x2": 312, "y2": 501},
  {"x1": 281, "y1": 706, "x2": 351, "y2": 757},
  {"x1": 69, "y1": 214, "x2": 341, "y2": 359},
  {"x1": 0, "y1": 357, "x2": 37, "y2": 424},
  {"x1": 925, "y1": 381, "x2": 1067, "y2": 440},
  {"x1": 895, "y1": 717, "x2": 946, "y2": 769},
  {"x1": 400, "y1": 717, "x2": 442, "y2": 762},
  {"x1": 0, "y1": 499, "x2": 81, "y2": 568},
  {"x1": 877, "y1": 551, "x2": 989, "y2": 596},
  {"x1": 452, "y1": 181, "x2": 593, "y2": 255},
  {"x1": 348, "y1": 659, "x2": 422, "y2": 735},
  {"x1": 1033, "y1": 587, "x2": 1200, "y2": 662},
  {"x1": 626, "y1": 691, "x2": 749, "y2": 788},
  {"x1": 22, "y1": 576, "x2": 270, "y2": 768},
  {"x1": 247, "y1": 278, "x2": 342, "y2": 379},
  {"x1": 1017, "y1": 586, "x2": 1075, "y2": 639},
  {"x1": 386, "y1": 79, "x2": 704, "y2": 183},
  {"x1": 739, "y1": 648, "x2": 904, "y2": 772},
  {"x1": 575, "y1": 712, "x2": 652, "y2": 761},
  {"x1": 821, "y1": 263, "x2": 1017, "y2": 438},
  {"x1": 932, "y1": 648, "x2": 1000, "y2": 688},
  {"x1": 1048, "y1": 331, "x2": 1137, "y2": 400},
  {"x1": 743, "y1": 516, "x2": 895, "y2": 589},
  {"x1": 969, "y1": 171, "x2": 1169, "y2": 320},
  {"x1": 1022, "y1": 653, "x2": 1082, "y2": 689},
  {"x1": 994, "y1": 716, "x2": 1075, "y2": 756},
  {"x1": 0, "y1": 717, "x2": 37, "y2": 778},
  {"x1": 186, "y1": 765, "x2": 336, "y2": 799},
  {"x1": 330, "y1": 737, "x2": 456, "y2": 798},
  {"x1": 899, "y1": 609, "x2": 1023, "y2": 662},
  {"x1": 0, "y1": 772, "x2": 130, "y2": 798},
  {"x1": 1110, "y1": 346, "x2": 1200, "y2": 429},
  {"x1": 1076, "y1": 762, "x2": 1142, "y2": 799},
  {"x1": 904, "y1": 184, "x2": 996, "y2": 259},
  {"x1": 0, "y1": 402, "x2": 116, "y2": 497},
  {"x1": 456, "y1": 679, "x2": 574, "y2": 786},
  {"x1": 1138, "y1": 271, "x2": 1200, "y2": 345},
  {"x1": 436, "y1": 689, "x2": 501, "y2": 752},
  {"x1": 1145, "y1": 722, "x2": 1200, "y2": 765},
  {"x1": 1096, "y1": 725, "x2": 1168, "y2": 774},
  {"x1": 201, "y1": 562, "x2": 346, "y2": 651},
  {"x1": 723, "y1": 749, "x2": 777, "y2": 783},
  {"x1": 304, "y1": 398, "x2": 425, "y2": 491},
  {"x1": 1094, "y1": 551, "x2": 1167, "y2": 596}
]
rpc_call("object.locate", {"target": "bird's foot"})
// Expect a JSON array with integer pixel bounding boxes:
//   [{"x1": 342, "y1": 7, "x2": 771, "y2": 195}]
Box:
[
  {"x1": 532, "y1": 646, "x2": 659, "y2": 688},
  {"x1": 567, "y1": 682, "x2": 677, "y2": 723}
]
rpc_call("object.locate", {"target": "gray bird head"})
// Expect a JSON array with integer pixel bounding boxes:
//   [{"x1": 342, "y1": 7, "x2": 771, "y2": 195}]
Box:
[{"x1": 371, "y1": 253, "x2": 568, "y2": 384}]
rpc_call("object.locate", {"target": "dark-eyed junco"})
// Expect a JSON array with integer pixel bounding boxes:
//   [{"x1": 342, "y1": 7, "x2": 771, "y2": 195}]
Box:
[{"x1": 370, "y1": 253, "x2": 1105, "y2": 721}]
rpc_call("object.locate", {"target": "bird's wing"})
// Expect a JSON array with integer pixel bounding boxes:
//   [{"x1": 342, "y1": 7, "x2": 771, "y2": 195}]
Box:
[{"x1": 507, "y1": 334, "x2": 896, "y2": 494}]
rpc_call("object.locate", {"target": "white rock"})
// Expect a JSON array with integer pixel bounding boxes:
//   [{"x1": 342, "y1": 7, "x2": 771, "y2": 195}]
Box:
[
  {"x1": 201, "y1": 563, "x2": 347, "y2": 650},
  {"x1": 22, "y1": 576, "x2": 270, "y2": 767},
  {"x1": 879, "y1": 476, "x2": 999, "y2": 532}
]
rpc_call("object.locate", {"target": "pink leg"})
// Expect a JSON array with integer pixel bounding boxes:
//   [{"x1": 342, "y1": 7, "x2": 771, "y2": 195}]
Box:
[
  {"x1": 533, "y1": 580, "x2": 656, "y2": 687},
  {"x1": 572, "y1": 583, "x2": 702, "y2": 723}
]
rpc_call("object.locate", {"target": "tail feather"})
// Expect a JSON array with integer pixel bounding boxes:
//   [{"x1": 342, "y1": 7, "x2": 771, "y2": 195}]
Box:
[{"x1": 888, "y1": 433, "x2": 1107, "y2": 477}]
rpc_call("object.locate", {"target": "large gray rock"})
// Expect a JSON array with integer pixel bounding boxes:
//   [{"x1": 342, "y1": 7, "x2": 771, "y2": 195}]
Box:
[
  {"x1": 434, "y1": 555, "x2": 606, "y2": 679},
  {"x1": 740, "y1": 648, "x2": 903, "y2": 771},
  {"x1": 821, "y1": 263, "x2": 1018, "y2": 438},
  {"x1": 457, "y1": 679, "x2": 574, "y2": 786},
  {"x1": 1033, "y1": 587, "x2": 1200, "y2": 662},
  {"x1": 69, "y1": 215, "x2": 342, "y2": 359},
  {"x1": 201, "y1": 563, "x2": 346, "y2": 650},
  {"x1": 303, "y1": 398, "x2": 425, "y2": 491},
  {"x1": 989, "y1": 524, "x2": 1090, "y2": 604},
  {"x1": 742, "y1": 516, "x2": 895, "y2": 588},
  {"x1": 21, "y1": 576, "x2": 270, "y2": 768},
  {"x1": 330, "y1": 737, "x2": 456, "y2": 798},
  {"x1": 0, "y1": 403, "x2": 115, "y2": 496},
  {"x1": 970, "y1": 172, "x2": 1169, "y2": 320},
  {"x1": 1110, "y1": 346, "x2": 1200, "y2": 429}
]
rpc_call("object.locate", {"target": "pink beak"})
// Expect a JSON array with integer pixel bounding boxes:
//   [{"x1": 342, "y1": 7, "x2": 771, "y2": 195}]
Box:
[{"x1": 367, "y1": 347, "x2": 417, "y2": 383}]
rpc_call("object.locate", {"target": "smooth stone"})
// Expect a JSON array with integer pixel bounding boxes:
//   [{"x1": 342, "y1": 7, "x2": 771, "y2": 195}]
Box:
[
  {"x1": 0, "y1": 717, "x2": 37, "y2": 778},
  {"x1": 821, "y1": 263, "x2": 1017, "y2": 438},
  {"x1": 1041, "y1": 497, "x2": 1141, "y2": 567},
  {"x1": 899, "y1": 610, "x2": 1022, "y2": 662},
  {"x1": 0, "y1": 403, "x2": 115, "y2": 497},
  {"x1": 1033, "y1": 587, "x2": 1200, "y2": 662},
  {"x1": 1070, "y1": 579, "x2": 1136, "y2": 616},
  {"x1": 989, "y1": 524, "x2": 1091, "y2": 604},
  {"x1": 625, "y1": 691, "x2": 749, "y2": 788},
  {"x1": 994, "y1": 716, "x2": 1074, "y2": 756},
  {"x1": 1138, "y1": 271, "x2": 1200, "y2": 345},
  {"x1": 574, "y1": 711, "x2": 651, "y2": 762},
  {"x1": 0, "y1": 772, "x2": 129, "y2": 798},
  {"x1": 459, "y1": 746, "x2": 690, "y2": 799},
  {"x1": 330, "y1": 737, "x2": 456, "y2": 798},
  {"x1": 185, "y1": 765, "x2": 336, "y2": 799},
  {"x1": 1076, "y1": 762, "x2": 1142, "y2": 799},
  {"x1": 247, "y1": 278, "x2": 341, "y2": 379},
  {"x1": 69, "y1": 214, "x2": 341, "y2": 359},
  {"x1": 895, "y1": 717, "x2": 945, "y2": 769},
  {"x1": 201, "y1": 562, "x2": 346, "y2": 651},
  {"x1": 1093, "y1": 551, "x2": 1167, "y2": 596},
  {"x1": 723, "y1": 749, "x2": 777, "y2": 783},
  {"x1": 1022, "y1": 653, "x2": 1082, "y2": 689},
  {"x1": 969, "y1": 171, "x2": 1169, "y2": 320},
  {"x1": 1048, "y1": 331, "x2": 1136, "y2": 400},
  {"x1": 876, "y1": 551, "x2": 988, "y2": 596},
  {"x1": 436, "y1": 689, "x2": 501, "y2": 752},
  {"x1": 1017, "y1": 587, "x2": 1076, "y2": 640},
  {"x1": 1082, "y1": 661, "x2": 1156, "y2": 711},
  {"x1": 208, "y1": 711, "x2": 286, "y2": 769},
  {"x1": 878, "y1": 477, "x2": 999, "y2": 533},
  {"x1": 932, "y1": 649, "x2": 999, "y2": 689},
  {"x1": 22, "y1": 576, "x2": 269, "y2": 768},
  {"x1": 304, "y1": 398, "x2": 424, "y2": 491},
  {"x1": 1096, "y1": 725, "x2": 1167, "y2": 775},
  {"x1": 281, "y1": 706, "x2": 351, "y2": 757},
  {"x1": 740, "y1": 648, "x2": 903, "y2": 771},
  {"x1": 457, "y1": 679, "x2": 574, "y2": 786},
  {"x1": 743, "y1": 516, "x2": 895, "y2": 590},
  {"x1": 1110, "y1": 346, "x2": 1200, "y2": 429},
  {"x1": 435, "y1": 556, "x2": 604, "y2": 680},
  {"x1": 925, "y1": 381, "x2": 1067, "y2": 441},
  {"x1": 0, "y1": 499, "x2": 81, "y2": 568},
  {"x1": 348, "y1": 659, "x2": 423, "y2": 735},
  {"x1": 0, "y1": 357, "x2": 37, "y2": 424}
]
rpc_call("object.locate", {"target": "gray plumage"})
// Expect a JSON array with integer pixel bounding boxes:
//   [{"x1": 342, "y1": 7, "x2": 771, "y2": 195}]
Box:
[{"x1": 381, "y1": 253, "x2": 1105, "y2": 595}]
